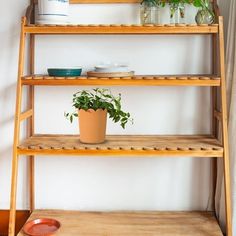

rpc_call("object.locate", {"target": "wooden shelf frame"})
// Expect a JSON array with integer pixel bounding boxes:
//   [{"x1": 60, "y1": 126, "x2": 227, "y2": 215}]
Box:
[
  {"x1": 21, "y1": 75, "x2": 221, "y2": 86},
  {"x1": 8, "y1": 1, "x2": 232, "y2": 235}
]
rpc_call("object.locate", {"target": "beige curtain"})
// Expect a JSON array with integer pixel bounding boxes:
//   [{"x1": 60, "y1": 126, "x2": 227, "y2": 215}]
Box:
[{"x1": 215, "y1": 0, "x2": 236, "y2": 234}]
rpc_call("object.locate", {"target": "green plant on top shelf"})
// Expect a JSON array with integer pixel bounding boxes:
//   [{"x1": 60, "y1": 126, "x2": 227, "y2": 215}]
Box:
[
  {"x1": 169, "y1": 0, "x2": 191, "y2": 4},
  {"x1": 192, "y1": 0, "x2": 210, "y2": 8},
  {"x1": 141, "y1": 0, "x2": 165, "y2": 7},
  {"x1": 157, "y1": 0, "x2": 191, "y2": 7}
]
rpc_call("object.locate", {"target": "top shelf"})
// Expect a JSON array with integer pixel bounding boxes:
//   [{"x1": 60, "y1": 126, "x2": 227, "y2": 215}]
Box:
[{"x1": 24, "y1": 23, "x2": 219, "y2": 35}]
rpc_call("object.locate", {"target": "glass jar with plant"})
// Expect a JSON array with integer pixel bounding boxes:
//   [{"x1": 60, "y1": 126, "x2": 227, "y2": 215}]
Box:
[
  {"x1": 65, "y1": 88, "x2": 133, "y2": 144},
  {"x1": 193, "y1": 0, "x2": 215, "y2": 24},
  {"x1": 168, "y1": 0, "x2": 190, "y2": 24},
  {"x1": 178, "y1": 1, "x2": 186, "y2": 23},
  {"x1": 140, "y1": 0, "x2": 163, "y2": 24}
]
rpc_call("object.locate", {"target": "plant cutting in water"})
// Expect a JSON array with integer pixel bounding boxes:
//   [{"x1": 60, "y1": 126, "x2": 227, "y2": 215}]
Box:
[
  {"x1": 65, "y1": 88, "x2": 133, "y2": 129},
  {"x1": 168, "y1": 0, "x2": 191, "y2": 22},
  {"x1": 141, "y1": 0, "x2": 165, "y2": 7},
  {"x1": 140, "y1": 0, "x2": 164, "y2": 24},
  {"x1": 140, "y1": 0, "x2": 215, "y2": 24},
  {"x1": 193, "y1": 0, "x2": 215, "y2": 24}
]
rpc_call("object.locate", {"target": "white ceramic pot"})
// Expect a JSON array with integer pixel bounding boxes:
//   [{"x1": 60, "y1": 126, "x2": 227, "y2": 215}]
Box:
[{"x1": 37, "y1": 0, "x2": 69, "y2": 25}]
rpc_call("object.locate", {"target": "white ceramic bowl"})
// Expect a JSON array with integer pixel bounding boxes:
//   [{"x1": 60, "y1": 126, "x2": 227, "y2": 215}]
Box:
[{"x1": 94, "y1": 64, "x2": 129, "y2": 73}]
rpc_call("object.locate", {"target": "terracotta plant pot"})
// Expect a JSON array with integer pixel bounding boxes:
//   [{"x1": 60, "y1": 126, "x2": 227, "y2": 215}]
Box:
[{"x1": 79, "y1": 109, "x2": 107, "y2": 144}]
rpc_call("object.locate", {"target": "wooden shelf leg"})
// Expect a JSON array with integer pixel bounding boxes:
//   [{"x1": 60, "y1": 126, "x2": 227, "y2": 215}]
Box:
[
  {"x1": 29, "y1": 34, "x2": 35, "y2": 212},
  {"x1": 8, "y1": 153, "x2": 19, "y2": 236},
  {"x1": 211, "y1": 32, "x2": 218, "y2": 138},
  {"x1": 218, "y1": 16, "x2": 232, "y2": 236},
  {"x1": 211, "y1": 33, "x2": 218, "y2": 212},
  {"x1": 211, "y1": 87, "x2": 218, "y2": 212},
  {"x1": 8, "y1": 17, "x2": 26, "y2": 236},
  {"x1": 29, "y1": 154, "x2": 35, "y2": 211}
]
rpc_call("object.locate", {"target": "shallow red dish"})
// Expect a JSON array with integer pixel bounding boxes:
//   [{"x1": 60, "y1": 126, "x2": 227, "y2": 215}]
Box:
[{"x1": 23, "y1": 218, "x2": 61, "y2": 236}]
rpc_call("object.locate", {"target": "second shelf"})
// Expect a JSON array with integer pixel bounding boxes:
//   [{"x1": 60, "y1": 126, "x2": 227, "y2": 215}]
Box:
[{"x1": 21, "y1": 75, "x2": 221, "y2": 86}]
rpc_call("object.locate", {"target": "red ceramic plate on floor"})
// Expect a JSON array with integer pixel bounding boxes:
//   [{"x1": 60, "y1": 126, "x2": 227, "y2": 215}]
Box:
[{"x1": 23, "y1": 218, "x2": 61, "y2": 236}]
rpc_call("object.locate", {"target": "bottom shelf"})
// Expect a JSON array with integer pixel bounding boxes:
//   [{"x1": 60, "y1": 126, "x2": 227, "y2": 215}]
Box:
[{"x1": 18, "y1": 210, "x2": 223, "y2": 236}]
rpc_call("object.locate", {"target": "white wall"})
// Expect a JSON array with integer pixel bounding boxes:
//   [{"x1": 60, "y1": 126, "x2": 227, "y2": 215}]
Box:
[
  {"x1": 0, "y1": 0, "x2": 29, "y2": 209},
  {"x1": 218, "y1": 0, "x2": 230, "y2": 32},
  {"x1": 0, "y1": 1, "x2": 215, "y2": 211}
]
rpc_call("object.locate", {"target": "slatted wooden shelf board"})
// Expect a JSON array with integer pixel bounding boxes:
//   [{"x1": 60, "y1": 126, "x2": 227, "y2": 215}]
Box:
[
  {"x1": 21, "y1": 75, "x2": 221, "y2": 86},
  {"x1": 18, "y1": 135, "x2": 223, "y2": 157},
  {"x1": 24, "y1": 24, "x2": 219, "y2": 34},
  {"x1": 17, "y1": 210, "x2": 223, "y2": 236}
]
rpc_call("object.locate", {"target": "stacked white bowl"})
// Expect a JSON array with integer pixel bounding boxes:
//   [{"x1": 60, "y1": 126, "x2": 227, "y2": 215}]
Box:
[{"x1": 94, "y1": 63, "x2": 130, "y2": 73}]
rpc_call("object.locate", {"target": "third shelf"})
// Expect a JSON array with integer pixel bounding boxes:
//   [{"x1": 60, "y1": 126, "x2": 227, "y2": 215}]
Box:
[{"x1": 18, "y1": 135, "x2": 223, "y2": 157}]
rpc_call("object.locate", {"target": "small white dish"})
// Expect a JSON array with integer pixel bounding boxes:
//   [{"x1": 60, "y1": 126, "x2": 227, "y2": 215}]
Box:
[{"x1": 94, "y1": 63, "x2": 129, "y2": 73}]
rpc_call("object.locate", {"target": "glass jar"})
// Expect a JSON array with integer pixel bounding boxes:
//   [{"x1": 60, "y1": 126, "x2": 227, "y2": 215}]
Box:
[
  {"x1": 195, "y1": 7, "x2": 215, "y2": 24},
  {"x1": 195, "y1": 1, "x2": 215, "y2": 24},
  {"x1": 140, "y1": 1, "x2": 160, "y2": 24},
  {"x1": 169, "y1": 3, "x2": 179, "y2": 24},
  {"x1": 178, "y1": 2, "x2": 186, "y2": 24},
  {"x1": 169, "y1": 2, "x2": 186, "y2": 24}
]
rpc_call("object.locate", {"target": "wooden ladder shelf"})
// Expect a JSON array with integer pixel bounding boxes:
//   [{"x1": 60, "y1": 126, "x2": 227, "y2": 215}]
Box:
[{"x1": 9, "y1": 0, "x2": 232, "y2": 235}]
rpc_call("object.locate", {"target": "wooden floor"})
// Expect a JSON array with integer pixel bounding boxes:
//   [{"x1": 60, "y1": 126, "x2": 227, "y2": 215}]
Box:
[
  {"x1": 17, "y1": 135, "x2": 223, "y2": 157},
  {"x1": 17, "y1": 210, "x2": 223, "y2": 236},
  {"x1": 0, "y1": 210, "x2": 30, "y2": 236}
]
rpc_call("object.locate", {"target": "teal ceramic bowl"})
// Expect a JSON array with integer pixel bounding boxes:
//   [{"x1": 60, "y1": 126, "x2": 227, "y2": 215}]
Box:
[{"x1": 48, "y1": 68, "x2": 82, "y2": 77}]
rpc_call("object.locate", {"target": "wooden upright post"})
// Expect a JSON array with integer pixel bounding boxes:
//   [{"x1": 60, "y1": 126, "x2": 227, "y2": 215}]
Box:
[
  {"x1": 28, "y1": 34, "x2": 35, "y2": 212},
  {"x1": 8, "y1": 17, "x2": 26, "y2": 236},
  {"x1": 29, "y1": 0, "x2": 35, "y2": 213},
  {"x1": 218, "y1": 16, "x2": 232, "y2": 236},
  {"x1": 211, "y1": 33, "x2": 218, "y2": 212},
  {"x1": 211, "y1": 0, "x2": 219, "y2": 213}
]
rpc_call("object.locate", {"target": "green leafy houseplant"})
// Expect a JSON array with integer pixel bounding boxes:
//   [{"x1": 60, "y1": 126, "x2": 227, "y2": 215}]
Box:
[
  {"x1": 141, "y1": 0, "x2": 165, "y2": 7},
  {"x1": 168, "y1": 0, "x2": 191, "y2": 4},
  {"x1": 140, "y1": 0, "x2": 215, "y2": 25},
  {"x1": 158, "y1": 0, "x2": 191, "y2": 7},
  {"x1": 192, "y1": 0, "x2": 210, "y2": 8},
  {"x1": 140, "y1": 0, "x2": 212, "y2": 7},
  {"x1": 65, "y1": 88, "x2": 133, "y2": 129}
]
